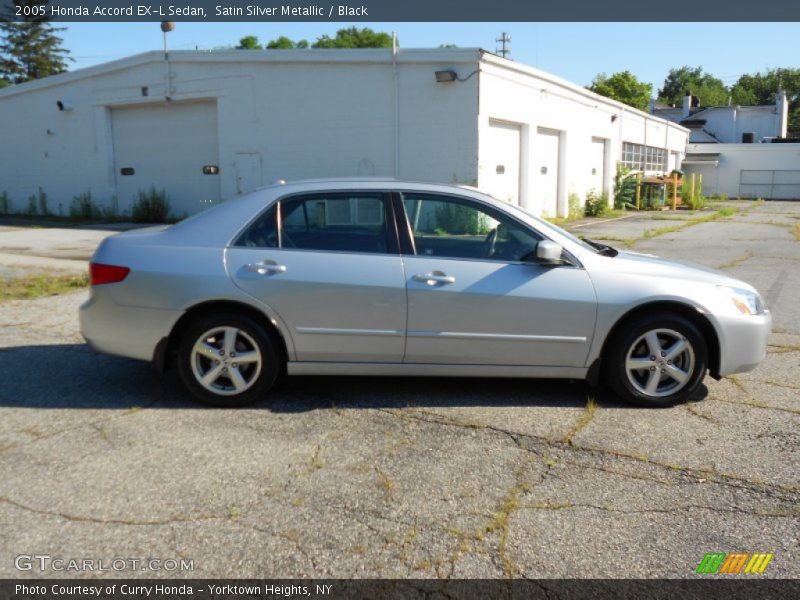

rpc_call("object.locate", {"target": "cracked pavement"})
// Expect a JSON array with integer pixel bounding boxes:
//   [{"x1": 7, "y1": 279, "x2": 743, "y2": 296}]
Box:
[{"x1": 0, "y1": 201, "x2": 798, "y2": 578}]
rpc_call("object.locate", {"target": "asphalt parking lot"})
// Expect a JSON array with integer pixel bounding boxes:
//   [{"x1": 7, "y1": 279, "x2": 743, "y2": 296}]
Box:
[{"x1": 0, "y1": 201, "x2": 798, "y2": 579}]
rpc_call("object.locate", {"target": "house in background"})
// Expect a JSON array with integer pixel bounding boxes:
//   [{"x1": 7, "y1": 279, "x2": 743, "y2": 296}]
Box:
[
  {"x1": 651, "y1": 91, "x2": 799, "y2": 200},
  {"x1": 0, "y1": 48, "x2": 688, "y2": 218},
  {"x1": 650, "y1": 91, "x2": 789, "y2": 143}
]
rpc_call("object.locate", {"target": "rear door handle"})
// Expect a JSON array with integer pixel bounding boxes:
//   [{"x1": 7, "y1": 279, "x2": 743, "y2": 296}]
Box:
[
  {"x1": 413, "y1": 271, "x2": 456, "y2": 285},
  {"x1": 245, "y1": 261, "x2": 287, "y2": 275}
]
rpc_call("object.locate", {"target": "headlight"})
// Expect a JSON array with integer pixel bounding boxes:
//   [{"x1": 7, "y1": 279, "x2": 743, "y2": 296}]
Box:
[{"x1": 718, "y1": 285, "x2": 765, "y2": 315}]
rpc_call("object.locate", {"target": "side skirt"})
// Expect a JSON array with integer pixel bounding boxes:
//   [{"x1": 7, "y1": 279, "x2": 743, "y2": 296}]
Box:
[{"x1": 287, "y1": 362, "x2": 588, "y2": 379}]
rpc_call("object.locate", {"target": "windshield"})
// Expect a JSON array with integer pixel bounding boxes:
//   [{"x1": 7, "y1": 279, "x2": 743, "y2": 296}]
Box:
[{"x1": 501, "y1": 202, "x2": 601, "y2": 254}]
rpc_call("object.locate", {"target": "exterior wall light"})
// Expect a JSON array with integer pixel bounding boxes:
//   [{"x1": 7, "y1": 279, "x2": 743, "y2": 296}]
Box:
[{"x1": 435, "y1": 70, "x2": 458, "y2": 83}]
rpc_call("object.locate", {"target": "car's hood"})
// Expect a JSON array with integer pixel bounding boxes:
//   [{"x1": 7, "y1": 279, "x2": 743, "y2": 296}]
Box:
[{"x1": 603, "y1": 250, "x2": 754, "y2": 290}]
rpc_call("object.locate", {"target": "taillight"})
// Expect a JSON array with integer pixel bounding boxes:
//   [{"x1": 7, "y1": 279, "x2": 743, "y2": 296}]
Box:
[{"x1": 89, "y1": 263, "x2": 130, "y2": 286}]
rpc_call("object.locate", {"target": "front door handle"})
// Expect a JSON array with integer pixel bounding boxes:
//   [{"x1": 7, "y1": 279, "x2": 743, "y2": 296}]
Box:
[
  {"x1": 413, "y1": 271, "x2": 456, "y2": 286},
  {"x1": 245, "y1": 261, "x2": 287, "y2": 275}
]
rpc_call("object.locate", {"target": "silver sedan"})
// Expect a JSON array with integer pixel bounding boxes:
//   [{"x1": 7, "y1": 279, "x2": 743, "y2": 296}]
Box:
[{"x1": 79, "y1": 179, "x2": 771, "y2": 407}]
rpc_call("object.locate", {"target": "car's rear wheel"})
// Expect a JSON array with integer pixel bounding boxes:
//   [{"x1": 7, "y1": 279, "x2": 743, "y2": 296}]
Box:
[
  {"x1": 607, "y1": 312, "x2": 708, "y2": 407},
  {"x1": 177, "y1": 313, "x2": 280, "y2": 407}
]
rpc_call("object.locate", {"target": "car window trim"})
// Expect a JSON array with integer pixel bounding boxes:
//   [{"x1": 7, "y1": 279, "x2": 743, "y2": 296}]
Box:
[
  {"x1": 393, "y1": 190, "x2": 582, "y2": 268},
  {"x1": 230, "y1": 190, "x2": 401, "y2": 257}
]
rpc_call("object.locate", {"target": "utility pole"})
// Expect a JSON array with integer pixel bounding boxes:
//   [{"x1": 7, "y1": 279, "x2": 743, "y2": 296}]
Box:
[{"x1": 496, "y1": 32, "x2": 511, "y2": 59}]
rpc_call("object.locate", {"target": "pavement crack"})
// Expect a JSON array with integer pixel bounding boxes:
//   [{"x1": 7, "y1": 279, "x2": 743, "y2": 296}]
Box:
[
  {"x1": 562, "y1": 396, "x2": 598, "y2": 444},
  {"x1": 372, "y1": 404, "x2": 799, "y2": 502},
  {"x1": 0, "y1": 495, "x2": 221, "y2": 527}
]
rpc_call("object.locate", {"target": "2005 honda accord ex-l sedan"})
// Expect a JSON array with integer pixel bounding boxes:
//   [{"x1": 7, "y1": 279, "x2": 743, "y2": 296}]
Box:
[{"x1": 79, "y1": 179, "x2": 771, "y2": 407}]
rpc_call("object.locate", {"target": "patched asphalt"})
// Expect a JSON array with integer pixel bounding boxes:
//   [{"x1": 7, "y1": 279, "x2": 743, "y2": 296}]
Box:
[{"x1": 0, "y1": 200, "x2": 797, "y2": 579}]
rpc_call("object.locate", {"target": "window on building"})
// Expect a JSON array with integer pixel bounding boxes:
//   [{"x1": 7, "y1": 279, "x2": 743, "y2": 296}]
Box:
[{"x1": 620, "y1": 142, "x2": 667, "y2": 172}]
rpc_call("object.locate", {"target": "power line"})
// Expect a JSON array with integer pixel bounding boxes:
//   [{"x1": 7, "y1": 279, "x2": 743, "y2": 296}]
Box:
[{"x1": 495, "y1": 32, "x2": 511, "y2": 59}]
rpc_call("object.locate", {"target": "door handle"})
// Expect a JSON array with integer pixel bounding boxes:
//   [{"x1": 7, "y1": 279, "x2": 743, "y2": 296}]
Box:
[
  {"x1": 245, "y1": 261, "x2": 287, "y2": 275},
  {"x1": 413, "y1": 271, "x2": 456, "y2": 286}
]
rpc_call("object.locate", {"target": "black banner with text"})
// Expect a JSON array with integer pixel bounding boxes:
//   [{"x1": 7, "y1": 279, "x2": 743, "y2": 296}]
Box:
[
  {"x1": 2, "y1": 579, "x2": 800, "y2": 600},
  {"x1": 1, "y1": 0, "x2": 799, "y2": 22}
]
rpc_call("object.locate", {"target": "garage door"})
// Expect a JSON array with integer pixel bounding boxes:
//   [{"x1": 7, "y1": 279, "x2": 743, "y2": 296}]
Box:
[
  {"x1": 483, "y1": 120, "x2": 522, "y2": 204},
  {"x1": 112, "y1": 101, "x2": 220, "y2": 216},
  {"x1": 588, "y1": 138, "x2": 606, "y2": 194},
  {"x1": 740, "y1": 169, "x2": 800, "y2": 200},
  {"x1": 536, "y1": 128, "x2": 560, "y2": 217}
]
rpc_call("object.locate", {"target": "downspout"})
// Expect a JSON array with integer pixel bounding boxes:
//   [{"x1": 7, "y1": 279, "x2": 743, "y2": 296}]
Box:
[
  {"x1": 392, "y1": 33, "x2": 399, "y2": 178},
  {"x1": 162, "y1": 23, "x2": 174, "y2": 102}
]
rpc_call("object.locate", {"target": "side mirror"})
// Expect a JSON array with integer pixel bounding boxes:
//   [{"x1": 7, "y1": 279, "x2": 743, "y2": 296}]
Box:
[{"x1": 535, "y1": 240, "x2": 564, "y2": 265}]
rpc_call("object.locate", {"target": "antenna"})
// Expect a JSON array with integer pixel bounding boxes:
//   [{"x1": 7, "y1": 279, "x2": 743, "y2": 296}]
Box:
[{"x1": 495, "y1": 32, "x2": 511, "y2": 59}]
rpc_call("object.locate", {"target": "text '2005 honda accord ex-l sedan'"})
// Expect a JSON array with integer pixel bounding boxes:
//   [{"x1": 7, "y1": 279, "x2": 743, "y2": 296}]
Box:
[{"x1": 79, "y1": 179, "x2": 771, "y2": 407}]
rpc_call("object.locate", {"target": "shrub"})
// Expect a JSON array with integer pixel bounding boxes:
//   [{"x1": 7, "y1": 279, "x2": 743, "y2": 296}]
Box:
[
  {"x1": 584, "y1": 189, "x2": 609, "y2": 217},
  {"x1": 132, "y1": 187, "x2": 171, "y2": 223},
  {"x1": 37, "y1": 189, "x2": 49, "y2": 215},
  {"x1": 682, "y1": 173, "x2": 706, "y2": 209},
  {"x1": 434, "y1": 201, "x2": 490, "y2": 235},
  {"x1": 69, "y1": 191, "x2": 101, "y2": 220},
  {"x1": 568, "y1": 193, "x2": 582, "y2": 219},
  {"x1": 613, "y1": 165, "x2": 636, "y2": 209},
  {"x1": 0, "y1": 191, "x2": 10, "y2": 215}
]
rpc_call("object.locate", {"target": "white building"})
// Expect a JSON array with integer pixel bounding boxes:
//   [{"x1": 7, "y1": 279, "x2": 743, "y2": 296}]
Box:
[
  {"x1": 651, "y1": 92, "x2": 789, "y2": 143},
  {"x1": 683, "y1": 143, "x2": 800, "y2": 199},
  {"x1": 0, "y1": 48, "x2": 688, "y2": 218}
]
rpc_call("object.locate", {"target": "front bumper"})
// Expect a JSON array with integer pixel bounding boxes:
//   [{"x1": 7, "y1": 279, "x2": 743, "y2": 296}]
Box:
[
  {"x1": 79, "y1": 287, "x2": 183, "y2": 363},
  {"x1": 717, "y1": 311, "x2": 772, "y2": 376}
]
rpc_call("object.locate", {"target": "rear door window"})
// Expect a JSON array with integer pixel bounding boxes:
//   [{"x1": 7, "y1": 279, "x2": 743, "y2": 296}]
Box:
[{"x1": 235, "y1": 193, "x2": 394, "y2": 255}]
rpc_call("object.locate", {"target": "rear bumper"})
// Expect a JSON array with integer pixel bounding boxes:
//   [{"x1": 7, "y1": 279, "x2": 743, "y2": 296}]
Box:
[
  {"x1": 79, "y1": 288, "x2": 183, "y2": 363},
  {"x1": 717, "y1": 311, "x2": 772, "y2": 376}
]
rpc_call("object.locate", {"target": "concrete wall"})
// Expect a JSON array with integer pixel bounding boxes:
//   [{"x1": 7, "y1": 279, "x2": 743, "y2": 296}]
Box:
[
  {"x1": 684, "y1": 143, "x2": 800, "y2": 199},
  {"x1": 477, "y1": 56, "x2": 688, "y2": 217},
  {"x1": 0, "y1": 48, "x2": 687, "y2": 219},
  {"x1": 0, "y1": 50, "x2": 479, "y2": 216}
]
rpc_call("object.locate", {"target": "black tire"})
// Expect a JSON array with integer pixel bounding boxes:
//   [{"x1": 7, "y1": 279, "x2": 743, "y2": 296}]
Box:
[
  {"x1": 606, "y1": 312, "x2": 708, "y2": 407},
  {"x1": 177, "y1": 312, "x2": 281, "y2": 407}
]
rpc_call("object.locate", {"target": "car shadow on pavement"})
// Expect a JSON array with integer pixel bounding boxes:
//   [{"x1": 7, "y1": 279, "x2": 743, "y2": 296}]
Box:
[{"x1": 0, "y1": 344, "x2": 700, "y2": 411}]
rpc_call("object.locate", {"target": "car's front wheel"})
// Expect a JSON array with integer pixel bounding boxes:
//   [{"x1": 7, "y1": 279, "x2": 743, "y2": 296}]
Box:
[
  {"x1": 177, "y1": 313, "x2": 280, "y2": 407},
  {"x1": 607, "y1": 312, "x2": 708, "y2": 407}
]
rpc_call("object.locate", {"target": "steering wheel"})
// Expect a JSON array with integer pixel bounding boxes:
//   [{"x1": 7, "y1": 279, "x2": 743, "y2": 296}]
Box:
[{"x1": 483, "y1": 228, "x2": 498, "y2": 258}]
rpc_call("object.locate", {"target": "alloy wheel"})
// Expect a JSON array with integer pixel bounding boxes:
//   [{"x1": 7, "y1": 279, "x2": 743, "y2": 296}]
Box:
[
  {"x1": 624, "y1": 328, "x2": 695, "y2": 398},
  {"x1": 190, "y1": 326, "x2": 263, "y2": 396}
]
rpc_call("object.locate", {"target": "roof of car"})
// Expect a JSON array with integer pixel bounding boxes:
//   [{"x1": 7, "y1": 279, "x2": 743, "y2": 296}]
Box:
[{"x1": 253, "y1": 178, "x2": 482, "y2": 194}]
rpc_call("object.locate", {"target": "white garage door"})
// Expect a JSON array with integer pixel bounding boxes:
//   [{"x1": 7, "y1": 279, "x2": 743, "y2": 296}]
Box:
[
  {"x1": 588, "y1": 138, "x2": 606, "y2": 194},
  {"x1": 536, "y1": 128, "x2": 560, "y2": 217},
  {"x1": 484, "y1": 120, "x2": 522, "y2": 204},
  {"x1": 112, "y1": 101, "x2": 220, "y2": 216}
]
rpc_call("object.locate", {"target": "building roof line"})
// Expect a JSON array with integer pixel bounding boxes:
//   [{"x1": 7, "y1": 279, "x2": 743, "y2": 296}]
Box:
[
  {"x1": 0, "y1": 48, "x2": 482, "y2": 99},
  {"x1": 478, "y1": 51, "x2": 689, "y2": 133}
]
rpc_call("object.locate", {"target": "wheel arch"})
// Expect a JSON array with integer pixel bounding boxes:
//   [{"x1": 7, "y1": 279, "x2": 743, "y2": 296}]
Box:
[
  {"x1": 596, "y1": 301, "x2": 721, "y2": 383},
  {"x1": 156, "y1": 300, "x2": 290, "y2": 373}
]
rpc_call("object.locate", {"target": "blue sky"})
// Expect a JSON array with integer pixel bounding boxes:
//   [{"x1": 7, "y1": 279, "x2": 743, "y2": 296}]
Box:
[{"x1": 59, "y1": 22, "x2": 799, "y2": 92}]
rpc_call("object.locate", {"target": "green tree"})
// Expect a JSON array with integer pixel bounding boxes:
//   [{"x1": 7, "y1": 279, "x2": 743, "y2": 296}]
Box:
[
  {"x1": 588, "y1": 71, "x2": 652, "y2": 111},
  {"x1": 0, "y1": 78, "x2": 9, "y2": 88},
  {"x1": 658, "y1": 66, "x2": 729, "y2": 107},
  {"x1": 237, "y1": 35, "x2": 262, "y2": 50},
  {"x1": 266, "y1": 36, "x2": 309, "y2": 49},
  {"x1": 311, "y1": 27, "x2": 394, "y2": 49},
  {"x1": 731, "y1": 68, "x2": 800, "y2": 132},
  {"x1": 0, "y1": 1, "x2": 71, "y2": 84}
]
